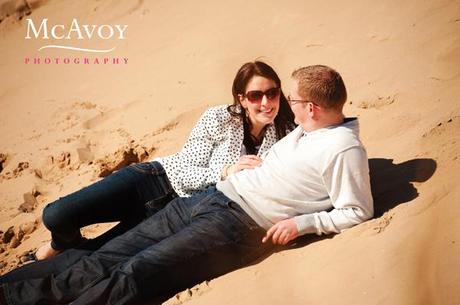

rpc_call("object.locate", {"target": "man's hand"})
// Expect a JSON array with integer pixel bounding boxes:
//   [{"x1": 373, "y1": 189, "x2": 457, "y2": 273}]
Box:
[
  {"x1": 227, "y1": 155, "x2": 262, "y2": 175},
  {"x1": 262, "y1": 218, "x2": 299, "y2": 245}
]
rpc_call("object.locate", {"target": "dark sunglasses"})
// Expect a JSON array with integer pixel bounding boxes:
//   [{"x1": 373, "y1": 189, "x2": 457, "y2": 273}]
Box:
[{"x1": 244, "y1": 87, "x2": 280, "y2": 103}]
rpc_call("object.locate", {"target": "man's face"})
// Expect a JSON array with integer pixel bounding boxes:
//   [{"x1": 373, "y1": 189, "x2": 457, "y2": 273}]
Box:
[{"x1": 288, "y1": 79, "x2": 309, "y2": 126}]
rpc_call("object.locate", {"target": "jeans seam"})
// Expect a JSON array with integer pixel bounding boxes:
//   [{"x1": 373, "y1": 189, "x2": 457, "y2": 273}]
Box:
[
  {"x1": 189, "y1": 193, "x2": 212, "y2": 218},
  {"x1": 1, "y1": 284, "x2": 11, "y2": 305},
  {"x1": 80, "y1": 272, "x2": 106, "y2": 295},
  {"x1": 128, "y1": 163, "x2": 152, "y2": 174}
]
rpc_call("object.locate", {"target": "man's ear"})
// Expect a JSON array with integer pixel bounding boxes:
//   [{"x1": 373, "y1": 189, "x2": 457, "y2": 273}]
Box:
[
  {"x1": 307, "y1": 102, "x2": 315, "y2": 117},
  {"x1": 309, "y1": 102, "x2": 323, "y2": 119}
]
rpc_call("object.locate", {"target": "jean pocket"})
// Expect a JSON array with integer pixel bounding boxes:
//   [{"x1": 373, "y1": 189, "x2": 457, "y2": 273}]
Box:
[
  {"x1": 128, "y1": 162, "x2": 175, "y2": 201},
  {"x1": 227, "y1": 202, "x2": 261, "y2": 231}
]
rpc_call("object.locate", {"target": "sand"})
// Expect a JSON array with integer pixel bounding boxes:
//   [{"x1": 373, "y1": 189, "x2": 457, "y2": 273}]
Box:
[{"x1": 0, "y1": 0, "x2": 459, "y2": 304}]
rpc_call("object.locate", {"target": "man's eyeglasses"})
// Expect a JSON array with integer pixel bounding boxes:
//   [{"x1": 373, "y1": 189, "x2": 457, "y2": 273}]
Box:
[
  {"x1": 243, "y1": 87, "x2": 280, "y2": 103},
  {"x1": 287, "y1": 95, "x2": 319, "y2": 107}
]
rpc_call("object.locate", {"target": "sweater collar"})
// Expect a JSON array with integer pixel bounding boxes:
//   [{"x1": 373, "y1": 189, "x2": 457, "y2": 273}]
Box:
[{"x1": 301, "y1": 117, "x2": 359, "y2": 137}]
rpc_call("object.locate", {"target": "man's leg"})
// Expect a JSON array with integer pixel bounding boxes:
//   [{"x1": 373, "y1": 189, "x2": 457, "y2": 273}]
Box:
[
  {"x1": 0, "y1": 249, "x2": 91, "y2": 284},
  {"x1": 1, "y1": 192, "x2": 203, "y2": 305},
  {"x1": 71, "y1": 192, "x2": 272, "y2": 305}
]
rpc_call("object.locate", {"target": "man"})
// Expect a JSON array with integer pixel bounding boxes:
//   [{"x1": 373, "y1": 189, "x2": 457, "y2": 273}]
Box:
[{"x1": 0, "y1": 65, "x2": 373, "y2": 305}]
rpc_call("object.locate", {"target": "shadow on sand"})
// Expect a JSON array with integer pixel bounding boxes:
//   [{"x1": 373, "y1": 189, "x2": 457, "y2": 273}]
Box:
[{"x1": 368, "y1": 158, "x2": 437, "y2": 217}]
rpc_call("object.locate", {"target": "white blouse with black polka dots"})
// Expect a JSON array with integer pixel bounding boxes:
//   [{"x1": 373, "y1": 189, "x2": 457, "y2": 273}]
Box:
[{"x1": 156, "y1": 105, "x2": 283, "y2": 197}]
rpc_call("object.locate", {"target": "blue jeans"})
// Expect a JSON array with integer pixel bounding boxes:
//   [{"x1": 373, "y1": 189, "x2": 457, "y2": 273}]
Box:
[
  {"x1": 1, "y1": 188, "x2": 272, "y2": 305},
  {"x1": 42, "y1": 161, "x2": 177, "y2": 250}
]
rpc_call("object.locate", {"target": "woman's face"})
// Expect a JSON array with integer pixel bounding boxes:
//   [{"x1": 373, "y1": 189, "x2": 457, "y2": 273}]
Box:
[{"x1": 239, "y1": 76, "x2": 280, "y2": 129}]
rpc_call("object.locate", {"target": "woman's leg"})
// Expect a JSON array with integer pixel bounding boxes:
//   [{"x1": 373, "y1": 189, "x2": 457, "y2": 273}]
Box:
[{"x1": 41, "y1": 161, "x2": 177, "y2": 252}]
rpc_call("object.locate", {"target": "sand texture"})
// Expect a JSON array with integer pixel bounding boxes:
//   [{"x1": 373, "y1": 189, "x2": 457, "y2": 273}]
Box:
[{"x1": 0, "y1": 0, "x2": 459, "y2": 304}]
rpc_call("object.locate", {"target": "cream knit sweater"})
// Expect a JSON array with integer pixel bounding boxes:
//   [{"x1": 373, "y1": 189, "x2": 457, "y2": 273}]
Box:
[{"x1": 217, "y1": 119, "x2": 374, "y2": 236}]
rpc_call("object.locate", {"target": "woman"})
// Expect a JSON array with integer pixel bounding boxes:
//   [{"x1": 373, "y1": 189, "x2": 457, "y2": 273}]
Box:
[{"x1": 35, "y1": 60, "x2": 296, "y2": 260}]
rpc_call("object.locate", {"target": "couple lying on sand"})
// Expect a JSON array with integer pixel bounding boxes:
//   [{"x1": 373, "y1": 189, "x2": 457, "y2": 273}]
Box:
[{"x1": 0, "y1": 61, "x2": 373, "y2": 305}]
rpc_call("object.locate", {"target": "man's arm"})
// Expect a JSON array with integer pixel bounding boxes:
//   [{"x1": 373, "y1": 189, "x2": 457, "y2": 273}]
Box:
[
  {"x1": 295, "y1": 147, "x2": 374, "y2": 236},
  {"x1": 264, "y1": 147, "x2": 374, "y2": 244}
]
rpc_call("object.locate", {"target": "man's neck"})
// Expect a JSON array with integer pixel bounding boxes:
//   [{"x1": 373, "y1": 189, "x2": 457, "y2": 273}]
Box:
[{"x1": 302, "y1": 112, "x2": 345, "y2": 132}]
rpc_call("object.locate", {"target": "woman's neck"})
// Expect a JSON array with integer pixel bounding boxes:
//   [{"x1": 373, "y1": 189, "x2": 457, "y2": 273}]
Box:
[{"x1": 250, "y1": 124, "x2": 266, "y2": 142}]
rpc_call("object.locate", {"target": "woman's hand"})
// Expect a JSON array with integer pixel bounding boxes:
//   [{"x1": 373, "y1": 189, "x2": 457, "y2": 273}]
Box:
[{"x1": 227, "y1": 155, "x2": 262, "y2": 175}]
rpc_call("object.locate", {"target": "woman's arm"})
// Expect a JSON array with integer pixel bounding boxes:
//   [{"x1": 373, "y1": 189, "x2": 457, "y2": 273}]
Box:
[{"x1": 168, "y1": 106, "x2": 237, "y2": 192}]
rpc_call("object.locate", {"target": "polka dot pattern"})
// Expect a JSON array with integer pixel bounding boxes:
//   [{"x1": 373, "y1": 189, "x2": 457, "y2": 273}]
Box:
[{"x1": 157, "y1": 105, "x2": 284, "y2": 197}]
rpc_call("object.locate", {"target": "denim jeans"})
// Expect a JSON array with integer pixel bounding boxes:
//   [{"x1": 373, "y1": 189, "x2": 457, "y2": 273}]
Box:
[
  {"x1": 42, "y1": 161, "x2": 177, "y2": 250},
  {"x1": 0, "y1": 249, "x2": 92, "y2": 284},
  {"x1": 1, "y1": 188, "x2": 272, "y2": 305}
]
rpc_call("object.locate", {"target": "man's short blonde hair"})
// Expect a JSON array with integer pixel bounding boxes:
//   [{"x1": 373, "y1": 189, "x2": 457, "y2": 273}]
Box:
[{"x1": 291, "y1": 65, "x2": 347, "y2": 111}]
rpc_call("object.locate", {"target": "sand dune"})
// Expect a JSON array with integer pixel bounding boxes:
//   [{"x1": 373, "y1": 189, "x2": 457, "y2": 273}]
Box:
[{"x1": 1, "y1": 0, "x2": 459, "y2": 304}]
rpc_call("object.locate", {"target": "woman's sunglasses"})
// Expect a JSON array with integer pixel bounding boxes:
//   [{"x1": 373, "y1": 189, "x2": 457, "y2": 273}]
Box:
[{"x1": 244, "y1": 87, "x2": 280, "y2": 103}]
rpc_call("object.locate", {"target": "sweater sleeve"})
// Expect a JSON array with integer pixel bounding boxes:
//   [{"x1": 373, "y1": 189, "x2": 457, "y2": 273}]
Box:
[
  {"x1": 294, "y1": 147, "x2": 374, "y2": 235},
  {"x1": 175, "y1": 108, "x2": 228, "y2": 191}
]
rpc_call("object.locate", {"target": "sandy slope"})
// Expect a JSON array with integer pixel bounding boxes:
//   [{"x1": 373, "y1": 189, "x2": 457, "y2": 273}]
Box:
[{"x1": 0, "y1": 0, "x2": 459, "y2": 304}]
